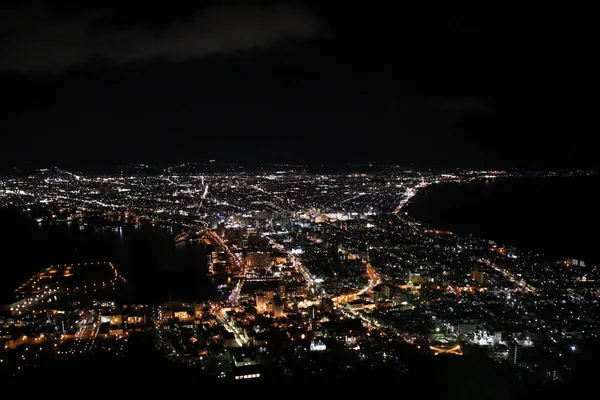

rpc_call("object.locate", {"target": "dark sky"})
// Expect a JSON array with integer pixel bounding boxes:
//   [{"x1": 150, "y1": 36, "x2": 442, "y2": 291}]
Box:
[{"x1": 1, "y1": 1, "x2": 598, "y2": 170}]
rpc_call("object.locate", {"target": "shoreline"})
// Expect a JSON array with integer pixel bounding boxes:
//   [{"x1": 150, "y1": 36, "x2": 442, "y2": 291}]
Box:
[
  {"x1": 0, "y1": 212, "x2": 214, "y2": 305},
  {"x1": 402, "y1": 174, "x2": 599, "y2": 266}
]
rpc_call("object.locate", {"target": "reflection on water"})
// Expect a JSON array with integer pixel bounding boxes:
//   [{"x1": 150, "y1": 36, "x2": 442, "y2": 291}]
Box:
[{"x1": 1, "y1": 210, "x2": 215, "y2": 304}]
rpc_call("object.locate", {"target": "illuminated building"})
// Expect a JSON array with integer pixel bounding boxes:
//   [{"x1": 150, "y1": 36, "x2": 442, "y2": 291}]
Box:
[
  {"x1": 174, "y1": 310, "x2": 190, "y2": 319},
  {"x1": 471, "y1": 268, "x2": 485, "y2": 285},
  {"x1": 231, "y1": 348, "x2": 263, "y2": 380},
  {"x1": 310, "y1": 339, "x2": 327, "y2": 351},
  {"x1": 210, "y1": 247, "x2": 227, "y2": 275},
  {"x1": 100, "y1": 315, "x2": 123, "y2": 324},
  {"x1": 278, "y1": 283, "x2": 286, "y2": 297},
  {"x1": 255, "y1": 291, "x2": 267, "y2": 314},
  {"x1": 245, "y1": 252, "x2": 272, "y2": 269},
  {"x1": 194, "y1": 303, "x2": 203, "y2": 318},
  {"x1": 126, "y1": 316, "x2": 145, "y2": 324}
]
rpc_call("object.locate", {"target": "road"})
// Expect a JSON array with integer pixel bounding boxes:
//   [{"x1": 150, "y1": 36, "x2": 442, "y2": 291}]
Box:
[
  {"x1": 333, "y1": 261, "x2": 380, "y2": 303},
  {"x1": 479, "y1": 258, "x2": 538, "y2": 293},
  {"x1": 358, "y1": 262, "x2": 381, "y2": 295},
  {"x1": 204, "y1": 230, "x2": 243, "y2": 270},
  {"x1": 290, "y1": 254, "x2": 315, "y2": 285},
  {"x1": 267, "y1": 237, "x2": 315, "y2": 286},
  {"x1": 229, "y1": 278, "x2": 245, "y2": 304},
  {"x1": 335, "y1": 296, "x2": 382, "y2": 330},
  {"x1": 270, "y1": 234, "x2": 379, "y2": 302},
  {"x1": 251, "y1": 184, "x2": 293, "y2": 211},
  {"x1": 215, "y1": 309, "x2": 248, "y2": 346},
  {"x1": 201, "y1": 229, "x2": 246, "y2": 304},
  {"x1": 393, "y1": 180, "x2": 430, "y2": 214},
  {"x1": 213, "y1": 226, "x2": 382, "y2": 346},
  {"x1": 69, "y1": 313, "x2": 101, "y2": 355}
]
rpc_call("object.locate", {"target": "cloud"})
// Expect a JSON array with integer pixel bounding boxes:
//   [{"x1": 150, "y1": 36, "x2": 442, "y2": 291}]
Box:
[{"x1": 0, "y1": 3, "x2": 323, "y2": 72}]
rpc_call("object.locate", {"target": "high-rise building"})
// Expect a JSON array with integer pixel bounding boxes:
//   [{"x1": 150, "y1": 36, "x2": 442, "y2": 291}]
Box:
[
  {"x1": 209, "y1": 246, "x2": 227, "y2": 275},
  {"x1": 255, "y1": 291, "x2": 267, "y2": 314},
  {"x1": 273, "y1": 295, "x2": 284, "y2": 318},
  {"x1": 382, "y1": 284, "x2": 393, "y2": 298},
  {"x1": 278, "y1": 283, "x2": 286, "y2": 297}
]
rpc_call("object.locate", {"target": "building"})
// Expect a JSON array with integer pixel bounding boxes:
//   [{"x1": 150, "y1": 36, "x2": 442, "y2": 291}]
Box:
[
  {"x1": 457, "y1": 320, "x2": 478, "y2": 334},
  {"x1": 209, "y1": 247, "x2": 227, "y2": 275},
  {"x1": 255, "y1": 291, "x2": 267, "y2": 314},
  {"x1": 223, "y1": 331, "x2": 238, "y2": 348},
  {"x1": 245, "y1": 252, "x2": 272, "y2": 269},
  {"x1": 231, "y1": 348, "x2": 263, "y2": 380},
  {"x1": 346, "y1": 301, "x2": 364, "y2": 311},
  {"x1": 382, "y1": 284, "x2": 393, "y2": 298},
  {"x1": 160, "y1": 301, "x2": 188, "y2": 320},
  {"x1": 321, "y1": 298, "x2": 334, "y2": 312},
  {"x1": 310, "y1": 339, "x2": 327, "y2": 351},
  {"x1": 273, "y1": 295, "x2": 284, "y2": 318},
  {"x1": 471, "y1": 268, "x2": 485, "y2": 285},
  {"x1": 278, "y1": 283, "x2": 287, "y2": 297},
  {"x1": 231, "y1": 348, "x2": 259, "y2": 367},
  {"x1": 371, "y1": 284, "x2": 385, "y2": 302},
  {"x1": 194, "y1": 303, "x2": 203, "y2": 318},
  {"x1": 307, "y1": 305, "x2": 317, "y2": 319},
  {"x1": 100, "y1": 314, "x2": 123, "y2": 324}
]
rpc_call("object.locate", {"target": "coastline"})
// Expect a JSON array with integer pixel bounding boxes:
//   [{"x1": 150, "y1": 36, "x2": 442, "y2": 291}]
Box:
[
  {"x1": 403, "y1": 174, "x2": 599, "y2": 266},
  {"x1": 0, "y1": 210, "x2": 214, "y2": 304}
]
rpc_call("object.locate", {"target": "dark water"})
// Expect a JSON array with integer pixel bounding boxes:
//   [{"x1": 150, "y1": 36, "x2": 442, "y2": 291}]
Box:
[
  {"x1": 408, "y1": 175, "x2": 600, "y2": 266},
  {"x1": 0, "y1": 211, "x2": 215, "y2": 304}
]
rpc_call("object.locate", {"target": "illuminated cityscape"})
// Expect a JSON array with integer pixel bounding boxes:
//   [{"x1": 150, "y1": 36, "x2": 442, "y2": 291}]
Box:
[
  {"x1": 1, "y1": 165, "x2": 598, "y2": 389},
  {"x1": 1, "y1": 1, "x2": 597, "y2": 395}
]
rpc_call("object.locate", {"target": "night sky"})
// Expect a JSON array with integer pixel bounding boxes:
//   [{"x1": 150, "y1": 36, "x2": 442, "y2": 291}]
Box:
[{"x1": 1, "y1": 1, "x2": 597, "y2": 170}]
